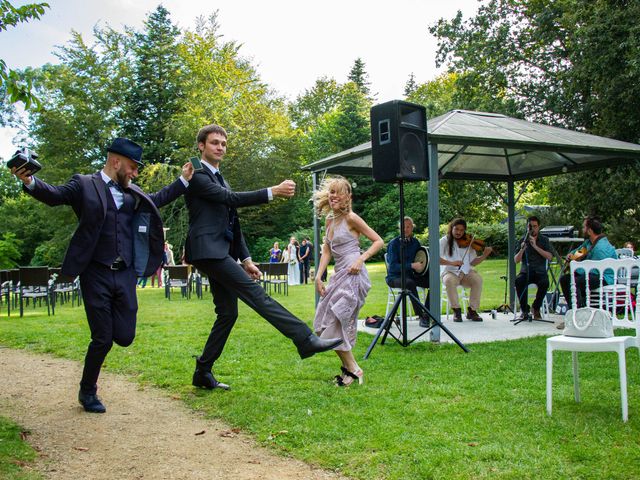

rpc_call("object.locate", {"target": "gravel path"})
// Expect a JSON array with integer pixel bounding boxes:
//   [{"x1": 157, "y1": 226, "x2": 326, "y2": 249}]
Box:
[{"x1": 0, "y1": 347, "x2": 345, "y2": 480}]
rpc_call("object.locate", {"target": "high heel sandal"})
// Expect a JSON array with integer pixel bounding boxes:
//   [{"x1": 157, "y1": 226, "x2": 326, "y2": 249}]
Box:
[
  {"x1": 334, "y1": 366, "x2": 349, "y2": 385},
  {"x1": 336, "y1": 367, "x2": 363, "y2": 387}
]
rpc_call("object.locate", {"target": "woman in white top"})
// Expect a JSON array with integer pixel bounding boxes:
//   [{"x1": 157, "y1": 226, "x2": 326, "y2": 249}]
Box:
[{"x1": 286, "y1": 237, "x2": 300, "y2": 285}]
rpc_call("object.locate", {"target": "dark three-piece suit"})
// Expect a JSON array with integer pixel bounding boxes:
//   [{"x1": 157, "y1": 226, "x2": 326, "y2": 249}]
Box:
[
  {"x1": 26, "y1": 172, "x2": 186, "y2": 394},
  {"x1": 185, "y1": 166, "x2": 313, "y2": 370}
]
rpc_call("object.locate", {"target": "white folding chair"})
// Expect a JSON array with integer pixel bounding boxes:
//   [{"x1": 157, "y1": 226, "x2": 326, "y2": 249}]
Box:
[
  {"x1": 546, "y1": 258, "x2": 640, "y2": 422},
  {"x1": 440, "y1": 283, "x2": 469, "y2": 320}
]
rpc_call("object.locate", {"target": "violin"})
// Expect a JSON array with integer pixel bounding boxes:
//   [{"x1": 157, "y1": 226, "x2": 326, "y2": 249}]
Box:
[{"x1": 456, "y1": 234, "x2": 487, "y2": 253}]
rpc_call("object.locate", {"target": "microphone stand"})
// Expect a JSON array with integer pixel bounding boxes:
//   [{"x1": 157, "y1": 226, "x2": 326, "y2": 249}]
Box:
[{"x1": 513, "y1": 227, "x2": 554, "y2": 325}]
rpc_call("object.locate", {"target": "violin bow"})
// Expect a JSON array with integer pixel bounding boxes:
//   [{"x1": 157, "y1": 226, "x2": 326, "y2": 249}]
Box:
[{"x1": 457, "y1": 234, "x2": 476, "y2": 273}]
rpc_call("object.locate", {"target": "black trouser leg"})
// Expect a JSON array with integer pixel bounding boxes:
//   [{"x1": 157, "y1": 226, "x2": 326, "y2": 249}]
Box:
[
  {"x1": 515, "y1": 272, "x2": 530, "y2": 312},
  {"x1": 79, "y1": 264, "x2": 137, "y2": 394},
  {"x1": 386, "y1": 274, "x2": 430, "y2": 316},
  {"x1": 530, "y1": 271, "x2": 550, "y2": 310},
  {"x1": 560, "y1": 271, "x2": 601, "y2": 309},
  {"x1": 194, "y1": 257, "x2": 312, "y2": 369}
]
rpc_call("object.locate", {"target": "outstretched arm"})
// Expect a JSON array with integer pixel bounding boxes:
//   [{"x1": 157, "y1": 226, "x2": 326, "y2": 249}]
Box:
[
  {"x1": 346, "y1": 212, "x2": 384, "y2": 275},
  {"x1": 13, "y1": 167, "x2": 81, "y2": 207}
]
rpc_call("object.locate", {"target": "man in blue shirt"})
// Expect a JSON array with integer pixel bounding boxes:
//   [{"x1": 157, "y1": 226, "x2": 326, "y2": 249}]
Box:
[
  {"x1": 559, "y1": 215, "x2": 617, "y2": 310},
  {"x1": 385, "y1": 217, "x2": 431, "y2": 328}
]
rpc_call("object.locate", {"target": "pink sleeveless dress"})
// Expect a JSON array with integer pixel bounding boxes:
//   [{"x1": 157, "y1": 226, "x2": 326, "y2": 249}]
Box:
[{"x1": 313, "y1": 219, "x2": 371, "y2": 351}]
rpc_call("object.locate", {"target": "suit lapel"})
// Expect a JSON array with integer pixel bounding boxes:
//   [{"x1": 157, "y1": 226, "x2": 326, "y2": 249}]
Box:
[
  {"x1": 91, "y1": 173, "x2": 108, "y2": 218},
  {"x1": 129, "y1": 183, "x2": 160, "y2": 216},
  {"x1": 201, "y1": 165, "x2": 217, "y2": 184}
]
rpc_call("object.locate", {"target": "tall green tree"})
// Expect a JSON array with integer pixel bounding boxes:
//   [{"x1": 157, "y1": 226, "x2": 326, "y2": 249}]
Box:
[
  {"x1": 173, "y1": 13, "x2": 304, "y2": 245},
  {"x1": 289, "y1": 77, "x2": 343, "y2": 132},
  {"x1": 430, "y1": 0, "x2": 640, "y2": 138},
  {"x1": 347, "y1": 57, "x2": 372, "y2": 98},
  {"x1": 121, "y1": 5, "x2": 184, "y2": 164}
]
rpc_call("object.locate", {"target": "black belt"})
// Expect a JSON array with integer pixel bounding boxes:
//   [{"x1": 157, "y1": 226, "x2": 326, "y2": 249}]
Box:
[{"x1": 110, "y1": 259, "x2": 127, "y2": 271}]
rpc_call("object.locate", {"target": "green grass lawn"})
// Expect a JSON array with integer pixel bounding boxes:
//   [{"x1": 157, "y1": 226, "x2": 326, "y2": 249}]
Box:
[
  {"x1": 1, "y1": 258, "x2": 639, "y2": 479},
  {"x1": 0, "y1": 416, "x2": 40, "y2": 480}
]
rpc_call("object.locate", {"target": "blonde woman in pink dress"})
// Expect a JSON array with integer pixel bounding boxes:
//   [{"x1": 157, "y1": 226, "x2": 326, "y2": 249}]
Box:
[{"x1": 313, "y1": 176, "x2": 384, "y2": 386}]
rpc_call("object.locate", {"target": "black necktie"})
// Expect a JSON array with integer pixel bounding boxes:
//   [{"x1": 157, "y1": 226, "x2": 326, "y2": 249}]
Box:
[
  {"x1": 214, "y1": 171, "x2": 235, "y2": 243},
  {"x1": 214, "y1": 171, "x2": 225, "y2": 188}
]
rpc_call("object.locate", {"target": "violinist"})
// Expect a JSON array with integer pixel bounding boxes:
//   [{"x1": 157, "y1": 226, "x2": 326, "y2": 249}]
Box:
[
  {"x1": 514, "y1": 216, "x2": 553, "y2": 321},
  {"x1": 558, "y1": 215, "x2": 616, "y2": 322},
  {"x1": 439, "y1": 218, "x2": 493, "y2": 322}
]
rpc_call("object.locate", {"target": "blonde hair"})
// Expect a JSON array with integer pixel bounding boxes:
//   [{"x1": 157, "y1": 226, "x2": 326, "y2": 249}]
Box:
[{"x1": 313, "y1": 176, "x2": 352, "y2": 217}]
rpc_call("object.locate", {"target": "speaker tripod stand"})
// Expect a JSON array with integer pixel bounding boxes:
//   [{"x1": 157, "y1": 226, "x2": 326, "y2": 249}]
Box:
[{"x1": 364, "y1": 181, "x2": 468, "y2": 359}]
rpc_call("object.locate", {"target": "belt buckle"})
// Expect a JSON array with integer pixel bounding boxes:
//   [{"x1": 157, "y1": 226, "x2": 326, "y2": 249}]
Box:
[{"x1": 110, "y1": 261, "x2": 123, "y2": 271}]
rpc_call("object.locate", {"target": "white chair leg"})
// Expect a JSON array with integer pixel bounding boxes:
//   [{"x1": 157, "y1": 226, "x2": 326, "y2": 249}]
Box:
[
  {"x1": 546, "y1": 343, "x2": 553, "y2": 416},
  {"x1": 572, "y1": 351, "x2": 580, "y2": 403},
  {"x1": 618, "y1": 347, "x2": 628, "y2": 422}
]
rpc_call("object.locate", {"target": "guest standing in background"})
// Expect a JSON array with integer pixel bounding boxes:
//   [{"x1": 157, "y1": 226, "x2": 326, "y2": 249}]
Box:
[
  {"x1": 269, "y1": 241, "x2": 282, "y2": 263},
  {"x1": 287, "y1": 236, "x2": 300, "y2": 285}
]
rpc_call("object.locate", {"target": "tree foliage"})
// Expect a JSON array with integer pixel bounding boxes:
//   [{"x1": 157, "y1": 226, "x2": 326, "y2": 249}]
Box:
[
  {"x1": 121, "y1": 5, "x2": 184, "y2": 164},
  {"x1": 0, "y1": 0, "x2": 49, "y2": 108},
  {"x1": 0, "y1": 232, "x2": 21, "y2": 268},
  {"x1": 431, "y1": 0, "x2": 640, "y2": 243}
]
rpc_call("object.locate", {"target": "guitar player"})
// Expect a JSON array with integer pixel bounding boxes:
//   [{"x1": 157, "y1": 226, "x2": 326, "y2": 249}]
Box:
[{"x1": 558, "y1": 215, "x2": 617, "y2": 324}]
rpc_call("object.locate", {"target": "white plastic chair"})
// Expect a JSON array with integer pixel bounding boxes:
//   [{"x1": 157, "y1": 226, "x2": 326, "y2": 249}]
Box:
[
  {"x1": 546, "y1": 258, "x2": 640, "y2": 422},
  {"x1": 616, "y1": 248, "x2": 634, "y2": 259},
  {"x1": 440, "y1": 283, "x2": 469, "y2": 320}
]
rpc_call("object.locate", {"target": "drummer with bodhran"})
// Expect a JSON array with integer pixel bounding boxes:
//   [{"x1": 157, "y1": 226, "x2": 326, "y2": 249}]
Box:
[{"x1": 385, "y1": 216, "x2": 431, "y2": 328}]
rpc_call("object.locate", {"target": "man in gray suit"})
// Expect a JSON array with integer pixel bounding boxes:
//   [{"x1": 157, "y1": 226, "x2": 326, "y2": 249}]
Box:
[{"x1": 185, "y1": 124, "x2": 342, "y2": 390}]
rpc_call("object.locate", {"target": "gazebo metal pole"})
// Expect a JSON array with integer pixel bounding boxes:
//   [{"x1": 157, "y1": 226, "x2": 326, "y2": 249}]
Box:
[
  {"x1": 312, "y1": 171, "x2": 321, "y2": 306},
  {"x1": 507, "y1": 180, "x2": 516, "y2": 310},
  {"x1": 428, "y1": 143, "x2": 441, "y2": 342}
]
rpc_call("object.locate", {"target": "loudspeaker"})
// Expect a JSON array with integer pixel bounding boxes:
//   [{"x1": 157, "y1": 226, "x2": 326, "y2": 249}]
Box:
[{"x1": 370, "y1": 100, "x2": 428, "y2": 183}]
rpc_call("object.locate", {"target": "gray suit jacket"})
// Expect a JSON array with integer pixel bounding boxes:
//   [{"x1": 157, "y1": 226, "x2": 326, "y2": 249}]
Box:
[{"x1": 184, "y1": 166, "x2": 269, "y2": 262}]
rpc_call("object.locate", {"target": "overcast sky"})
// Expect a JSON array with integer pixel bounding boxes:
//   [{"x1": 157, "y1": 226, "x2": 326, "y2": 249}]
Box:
[{"x1": 1, "y1": 0, "x2": 480, "y2": 156}]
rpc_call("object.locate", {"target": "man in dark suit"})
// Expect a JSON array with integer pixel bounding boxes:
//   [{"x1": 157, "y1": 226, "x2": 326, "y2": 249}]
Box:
[
  {"x1": 185, "y1": 124, "x2": 342, "y2": 390},
  {"x1": 12, "y1": 138, "x2": 193, "y2": 413}
]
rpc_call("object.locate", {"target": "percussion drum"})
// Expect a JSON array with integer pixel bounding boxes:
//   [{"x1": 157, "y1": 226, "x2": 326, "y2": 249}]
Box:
[{"x1": 413, "y1": 246, "x2": 429, "y2": 276}]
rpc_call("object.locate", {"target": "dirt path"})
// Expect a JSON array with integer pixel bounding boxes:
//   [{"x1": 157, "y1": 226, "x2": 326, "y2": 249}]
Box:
[{"x1": 0, "y1": 347, "x2": 345, "y2": 480}]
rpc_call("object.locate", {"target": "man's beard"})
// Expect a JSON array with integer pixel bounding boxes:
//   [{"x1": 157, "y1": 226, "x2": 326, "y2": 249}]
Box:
[{"x1": 115, "y1": 170, "x2": 130, "y2": 188}]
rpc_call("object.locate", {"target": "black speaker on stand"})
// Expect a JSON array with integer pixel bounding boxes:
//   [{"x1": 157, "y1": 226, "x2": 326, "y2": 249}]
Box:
[
  {"x1": 371, "y1": 100, "x2": 429, "y2": 183},
  {"x1": 365, "y1": 100, "x2": 467, "y2": 358}
]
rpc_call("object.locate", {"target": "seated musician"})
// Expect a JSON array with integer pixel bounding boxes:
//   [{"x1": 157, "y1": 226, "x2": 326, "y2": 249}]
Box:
[
  {"x1": 385, "y1": 217, "x2": 431, "y2": 328},
  {"x1": 514, "y1": 216, "x2": 553, "y2": 320},
  {"x1": 439, "y1": 218, "x2": 493, "y2": 322},
  {"x1": 559, "y1": 215, "x2": 617, "y2": 313}
]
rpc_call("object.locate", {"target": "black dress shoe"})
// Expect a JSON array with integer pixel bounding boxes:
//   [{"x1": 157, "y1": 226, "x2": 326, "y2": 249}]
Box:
[
  {"x1": 297, "y1": 334, "x2": 343, "y2": 359},
  {"x1": 419, "y1": 317, "x2": 433, "y2": 328},
  {"x1": 78, "y1": 391, "x2": 106, "y2": 413},
  {"x1": 192, "y1": 369, "x2": 230, "y2": 390}
]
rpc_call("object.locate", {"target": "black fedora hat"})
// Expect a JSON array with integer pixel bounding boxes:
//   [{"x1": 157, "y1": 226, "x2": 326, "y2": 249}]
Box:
[{"x1": 106, "y1": 137, "x2": 144, "y2": 166}]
